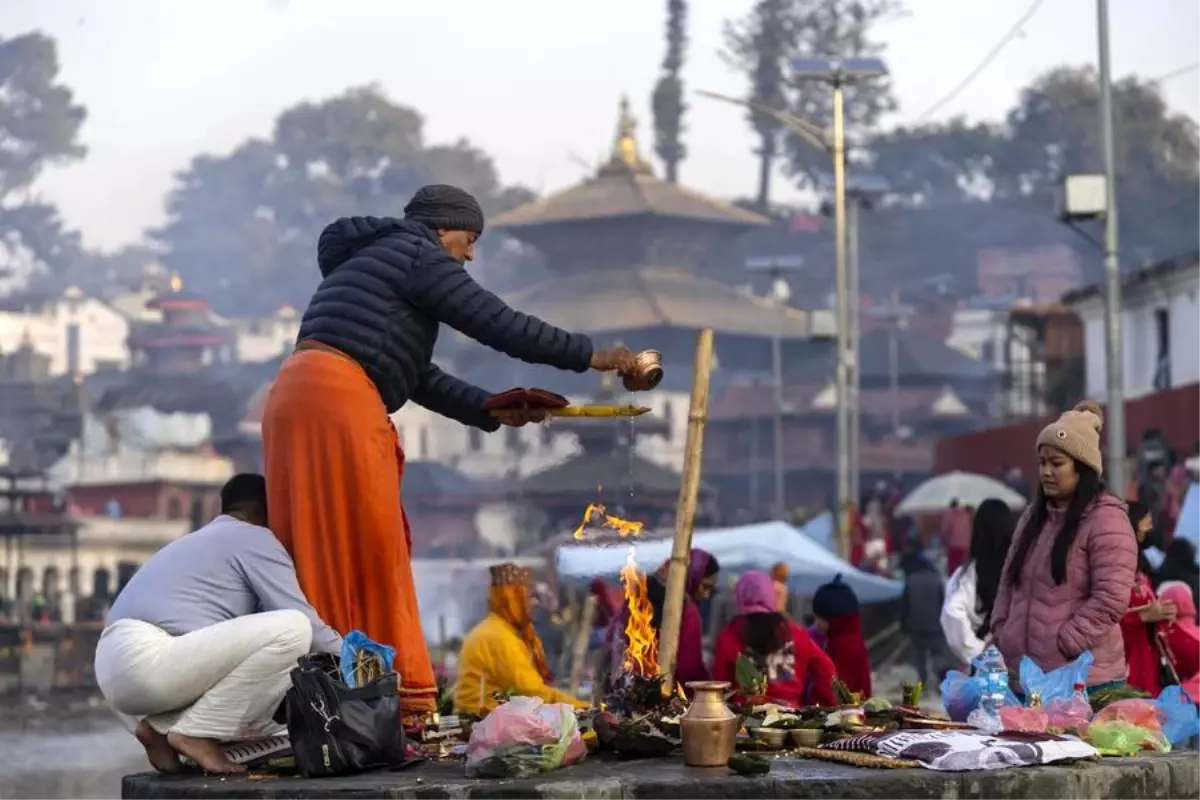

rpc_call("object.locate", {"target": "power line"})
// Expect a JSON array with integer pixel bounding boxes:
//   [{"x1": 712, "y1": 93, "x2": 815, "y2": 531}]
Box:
[
  {"x1": 1153, "y1": 62, "x2": 1199, "y2": 83},
  {"x1": 915, "y1": 0, "x2": 1047, "y2": 123}
]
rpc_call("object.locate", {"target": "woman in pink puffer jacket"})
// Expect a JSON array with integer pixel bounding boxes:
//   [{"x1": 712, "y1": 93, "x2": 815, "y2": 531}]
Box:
[{"x1": 991, "y1": 400, "x2": 1136, "y2": 689}]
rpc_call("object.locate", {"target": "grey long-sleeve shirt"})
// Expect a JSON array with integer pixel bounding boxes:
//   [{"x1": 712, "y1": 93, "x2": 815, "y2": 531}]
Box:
[{"x1": 107, "y1": 514, "x2": 343, "y2": 654}]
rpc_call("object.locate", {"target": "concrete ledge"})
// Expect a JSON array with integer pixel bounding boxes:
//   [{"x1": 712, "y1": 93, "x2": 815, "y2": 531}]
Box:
[{"x1": 122, "y1": 751, "x2": 1200, "y2": 799}]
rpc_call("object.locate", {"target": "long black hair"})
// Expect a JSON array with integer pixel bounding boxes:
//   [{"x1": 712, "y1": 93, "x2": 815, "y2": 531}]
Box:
[
  {"x1": 741, "y1": 612, "x2": 791, "y2": 657},
  {"x1": 968, "y1": 498, "x2": 1016, "y2": 637},
  {"x1": 1126, "y1": 500, "x2": 1153, "y2": 578},
  {"x1": 1006, "y1": 459, "x2": 1106, "y2": 587}
]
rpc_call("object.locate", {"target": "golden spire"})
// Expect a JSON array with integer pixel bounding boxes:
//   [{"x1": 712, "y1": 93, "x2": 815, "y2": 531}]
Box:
[
  {"x1": 600, "y1": 95, "x2": 653, "y2": 176},
  {"x1": 169, "y1": 273, "x2": 183, "y2": 293}
]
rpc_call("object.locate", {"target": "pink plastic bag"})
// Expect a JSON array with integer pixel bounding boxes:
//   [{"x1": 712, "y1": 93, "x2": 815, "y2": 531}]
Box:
[
  {"x1": 465, "y1": 697, "x2": 586, "y2": 778},
  {"x1": 1093, "y1": 699, "x2": 1165, "y2": 732},
  {"x1": 1045, "y1": 694, "x2": 1093, "y2": 735},
  {"x1": 1000, "y1": 705, "x2": 1049, "y2": 733}
]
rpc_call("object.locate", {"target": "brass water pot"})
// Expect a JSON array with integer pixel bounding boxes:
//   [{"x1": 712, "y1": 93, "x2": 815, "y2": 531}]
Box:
[
  {"x1": 622, "y1": 349, "x2": 664, "y2": 392},
  {"x1": 680, "y1": 681, "x2": 737, "y2": 767}
]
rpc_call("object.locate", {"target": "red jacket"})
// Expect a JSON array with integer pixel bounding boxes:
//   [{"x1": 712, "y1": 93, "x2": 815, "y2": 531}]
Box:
[
  {"x1": 713, "y1": 616, "x2": 838, "y2": 708},
  {"x1": 1121, "y1": 573, "x2": 1162, "y2": 696},
  {"x1": 824, "y1": 613, "x2": 872, "y2": 699}
]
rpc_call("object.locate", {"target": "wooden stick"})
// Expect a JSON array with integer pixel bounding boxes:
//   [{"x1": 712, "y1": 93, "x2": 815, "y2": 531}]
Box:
[
  {"x1": 567, "y1": 594, "x2": 597, "y2": 696},
  {"x1": 657, "y1": 328, "x2": 715, "y2": 694}
]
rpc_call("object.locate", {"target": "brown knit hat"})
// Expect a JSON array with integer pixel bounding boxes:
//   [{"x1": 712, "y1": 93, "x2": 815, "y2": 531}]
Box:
[{"x1": 1035, "y1": 399, "x2": 1105, "y2": 475}]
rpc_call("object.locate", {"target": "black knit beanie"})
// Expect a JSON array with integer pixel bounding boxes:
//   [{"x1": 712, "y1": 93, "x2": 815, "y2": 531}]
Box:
[
  {"x1": 403, "y1": 184, "x2": 485, "y2": 234},
  {"x1": 812, "y1": 574, "x2": 860, "y2": 619}
]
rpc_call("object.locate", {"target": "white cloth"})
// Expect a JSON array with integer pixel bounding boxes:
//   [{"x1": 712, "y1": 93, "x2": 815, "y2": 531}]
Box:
[
  {"x1": 95, "y1": 609, "x2": 311, "y2": 740},
  {"x1": 940, "y1": 563, "x2": 985, "y2": 665}
]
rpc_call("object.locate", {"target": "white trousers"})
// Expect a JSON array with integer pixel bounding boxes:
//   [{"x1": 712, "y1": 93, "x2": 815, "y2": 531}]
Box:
[{"x1": 94, "y1": 609, "x2": 312, "y2": 741}]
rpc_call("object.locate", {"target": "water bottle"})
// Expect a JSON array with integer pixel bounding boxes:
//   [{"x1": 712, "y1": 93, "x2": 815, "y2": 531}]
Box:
[{"x1": 967, "y1": 645, "x2": 1008, "y2": 732}]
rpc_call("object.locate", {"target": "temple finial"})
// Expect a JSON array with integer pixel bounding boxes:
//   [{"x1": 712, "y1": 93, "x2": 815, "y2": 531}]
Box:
[
  {"x1": 169, "y1": 273, "x2": 183, "y2": 293},
  {"x1": 601, "y1": 95, "x2": 652, "y2": 176}
]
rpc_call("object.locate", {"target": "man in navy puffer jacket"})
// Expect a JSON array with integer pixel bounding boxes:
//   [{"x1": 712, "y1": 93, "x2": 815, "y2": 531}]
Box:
[{"x1": 261, "y1": 184, "x2": 637, "y2": 716}]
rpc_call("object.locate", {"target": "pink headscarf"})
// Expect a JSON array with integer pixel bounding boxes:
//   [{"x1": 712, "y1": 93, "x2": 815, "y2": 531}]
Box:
[
  {"x1": 1160, "y1": 581, "x2": 1200, "y2": 645},
  {"x1": 734, "y1": 571, "x2": 778, "y2": 616}
]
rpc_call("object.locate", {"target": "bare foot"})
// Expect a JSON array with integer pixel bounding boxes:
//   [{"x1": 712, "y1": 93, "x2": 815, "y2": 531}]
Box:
[
  {"x1": 166, "y1": 731, "x2": 246, "y2": 774},
  {"x1": 135, "y1": 721, "x2": 181, "y2": 774}
]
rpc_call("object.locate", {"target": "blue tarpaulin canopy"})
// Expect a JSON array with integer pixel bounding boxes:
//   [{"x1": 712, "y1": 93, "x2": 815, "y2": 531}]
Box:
[
  {"x1": 555, "y1": 520, "x2": 902, "y2": 604},
  {"x1": 1177, "y1": 483, "x2": 1199, "y2": 549}
]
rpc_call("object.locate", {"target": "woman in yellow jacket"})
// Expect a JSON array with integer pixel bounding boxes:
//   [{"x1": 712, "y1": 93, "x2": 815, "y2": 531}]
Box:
[{"x1": 454, "y1": 564, "x2": 588, "y2": 716}]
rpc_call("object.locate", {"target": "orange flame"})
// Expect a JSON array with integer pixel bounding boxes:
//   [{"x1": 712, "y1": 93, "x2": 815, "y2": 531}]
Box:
[
  {"x1": 573, "y1": 503, "x2": 645, "y2": 540},
  {"x1": 620, "y1": 547, "x2": 659, "y2": 676}
]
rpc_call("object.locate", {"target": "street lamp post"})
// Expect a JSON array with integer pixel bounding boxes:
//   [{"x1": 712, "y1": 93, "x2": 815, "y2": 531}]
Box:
[
  {"x1": 821, "y1": 171, "x2": 889, "y2": 500},
  {"x1": 746, "y1": 255, "x2": 805, "y2": 519},
  {"x1": 1054, "y1": 0, "x2": 1126, "y2": 491},
  {"x1": 1096, "y1": 0, "x2": 1126, "y2": 492},
  {"x1": 790, "y1": 57, "x2": 889, "y2": 548}
]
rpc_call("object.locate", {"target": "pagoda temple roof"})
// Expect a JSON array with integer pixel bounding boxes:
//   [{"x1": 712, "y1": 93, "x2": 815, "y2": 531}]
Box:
[
  {"x1": 501, "y1": 266, "x2": 812, "y2": 338},
  {"x1": 491, "y1": 97, "x2": 768, "y2": 231}
]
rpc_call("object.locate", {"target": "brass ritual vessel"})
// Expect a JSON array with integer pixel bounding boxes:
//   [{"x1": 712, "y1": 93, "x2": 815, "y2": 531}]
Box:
[
  {"x1": 621, "y1": 349, "x2": 664, "y2": 392},
  {"x1": 680, "y1": 681, "x2": 738, "y2": 767}
]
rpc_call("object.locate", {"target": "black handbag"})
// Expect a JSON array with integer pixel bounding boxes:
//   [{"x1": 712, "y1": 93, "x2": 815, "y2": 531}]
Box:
[{"x1": 285, "y1": 655, "x2": 408, "y2": 777}]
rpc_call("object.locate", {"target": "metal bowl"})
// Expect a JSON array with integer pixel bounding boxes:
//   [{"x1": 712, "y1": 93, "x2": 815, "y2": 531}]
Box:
[
  {"x1": 750, "y1": 727, "x2": 787, "y2": 749},
  {"x1": 790, "y1": 728, "x2": 823, "y2": 748}
]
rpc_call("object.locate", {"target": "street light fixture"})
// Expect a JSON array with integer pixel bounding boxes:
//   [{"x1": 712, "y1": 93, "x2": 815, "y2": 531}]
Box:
[
  {"x1": 746, "y1": 254, "x2": 806, "y2": 520},
  {"x1": 789, "y1": 56, "x2": 889, "y2": 556}
]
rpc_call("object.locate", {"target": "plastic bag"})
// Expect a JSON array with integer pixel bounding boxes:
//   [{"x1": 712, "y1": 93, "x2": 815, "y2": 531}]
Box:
[
  {"x1": 1018, "y1": 651, "x2": 1093, "y2": 704},
  {"x1": 941, "y1": 671, "x2": 982, "y2": 722},
  {"x1": 1156, "y1": 686, "x2": 1200, "y2": 746},
  {"x1": 940, "y1": 670, "x2": 1019, "y2": 722},
  {"x1": 1085, "y1": 720, "x2": 1171, "y2": 756},
  {"x1": 1000, "y1": 704, "x2": 1049, "y2": 733},
  {"x1": 1045, "y1": 693, "x2": 1093, "y2": 735},
  {"x1": 465, "y1": 697, "x2": 587, "y2": 779},
  {"x1": 340, "y1": 630, "x2": 397, "y2": 688},
  {"x1": 1093, "y1": 698, "x2": 1164, "y2": 731}
]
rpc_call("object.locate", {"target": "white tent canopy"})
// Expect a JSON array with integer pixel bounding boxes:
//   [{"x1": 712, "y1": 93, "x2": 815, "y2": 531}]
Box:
[
  {"x1": 556, "y1": 521, "x2": 902, "y2": 604},
  {"x1": 1177, "y1": 482, "x2": 1199, "y2": 549},
  {"x1": 897, "y1": 471, "x2": 1026, "y2": 516}
]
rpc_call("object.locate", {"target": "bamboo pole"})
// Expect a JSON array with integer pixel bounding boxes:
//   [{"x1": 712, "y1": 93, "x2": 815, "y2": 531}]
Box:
[
  {"x1": 567, "y1": 594, "x2": 597, "y2": 696},
  {"x1": 657, "y1": 328, "x2": 716, "y2": 693}
]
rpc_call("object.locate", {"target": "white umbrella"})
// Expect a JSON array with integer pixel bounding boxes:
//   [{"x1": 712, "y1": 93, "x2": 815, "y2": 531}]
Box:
[{"x1": 896, "y1": 471, "x2": 1026, "y2": 516}]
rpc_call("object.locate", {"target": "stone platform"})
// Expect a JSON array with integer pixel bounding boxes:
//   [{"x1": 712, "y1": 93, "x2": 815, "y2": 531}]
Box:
[{"x1": 123, "y1": 751, "x2": 1199, "y2": 799}]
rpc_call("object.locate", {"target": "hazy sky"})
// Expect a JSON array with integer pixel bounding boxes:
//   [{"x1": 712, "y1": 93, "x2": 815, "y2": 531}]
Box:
[{"x1": 4, "y1": 0, "x2": 1198, "y2": 251}]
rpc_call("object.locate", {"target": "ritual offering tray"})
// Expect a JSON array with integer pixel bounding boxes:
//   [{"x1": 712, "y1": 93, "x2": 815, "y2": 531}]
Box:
[{"x1": 484, "y1": 387, "x2": 650, "y2": 421}]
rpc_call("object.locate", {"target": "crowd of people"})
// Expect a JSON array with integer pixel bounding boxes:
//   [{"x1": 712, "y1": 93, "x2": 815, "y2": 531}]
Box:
[{"x1": 81, "y1": 182, "x2": 1199, "y2": 777}]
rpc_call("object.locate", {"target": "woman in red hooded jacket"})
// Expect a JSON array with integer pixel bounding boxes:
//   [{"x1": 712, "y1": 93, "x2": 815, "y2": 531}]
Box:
[
  {"x1": 1121, "y1": 502, "x2": 1176, "y2": 695},
  {"x1": 1158, "y1": 581, "x2": 1200, "y2": 685},
  {"x1": 713, "y1": 571, "x2": 837, "y2": 708},
  {"x1": 812, "y1": 575, "x2": 872, "y2": 698}
]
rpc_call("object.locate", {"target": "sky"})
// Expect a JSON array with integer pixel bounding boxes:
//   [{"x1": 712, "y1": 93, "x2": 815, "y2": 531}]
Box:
[{"x1": 3, "y1": 0, "x2": 1198, "y2": 252}]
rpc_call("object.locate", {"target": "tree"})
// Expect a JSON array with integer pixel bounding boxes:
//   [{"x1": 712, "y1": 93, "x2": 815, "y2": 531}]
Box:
[
  {"x1": 862, "y1": 66, "x2": 1199, "y2": 265},
  {"x1": 722, "y1": 0, "x2": 791, "y2": 211},
  {"x1": 724, "y1": 0, "x2": 902, "y2": 200},
  {"x1": 776, "y1": 0, "x2": 902, "y2": 187},
  {"x1": 651, "y1": 0, "x2": 688, "y2": 183},
  {"x1": 0, "y1": 33, "x2": 87, "y2": 282},
  {"x1": 866, "y1": 118, "x2": 1004, "y2": 205},
  {"x1": 154, "y1": 85, "x2": 534, "y2": 315}
]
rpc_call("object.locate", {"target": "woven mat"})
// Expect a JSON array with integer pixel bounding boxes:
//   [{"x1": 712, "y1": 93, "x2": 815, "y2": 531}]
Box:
[{"x1": 791, "y1": 746, "x2": 921, "y2": 770}]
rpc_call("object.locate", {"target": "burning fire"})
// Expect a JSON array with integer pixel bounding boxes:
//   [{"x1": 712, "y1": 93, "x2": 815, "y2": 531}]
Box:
[
  {"x1": 620, "y1": 548, "x2": 659, "y2": 677},
  {"x1": 573, "y1": 503, "x2": 645, "y2": 540}
]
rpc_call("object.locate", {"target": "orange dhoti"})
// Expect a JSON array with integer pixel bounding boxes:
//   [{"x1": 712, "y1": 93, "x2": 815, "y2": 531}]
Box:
[{"x1": 261, "y1": 343, "x2": 436, "y2": 714}]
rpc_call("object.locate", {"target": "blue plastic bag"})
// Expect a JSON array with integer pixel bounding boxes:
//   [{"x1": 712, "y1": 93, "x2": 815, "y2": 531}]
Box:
[
  {"x1": 340, "y1": 629, "x2": 397, "y2": 688},
  {"x1": 1018, "y1": 650, "x2": 1093, "y2": 704},
  {"x1": 1155, "y1": 686, "x2": 1200, "y2": 747},
  {"x1": 940, "y1": 669, "x2": 1019, "y2": 722}
]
